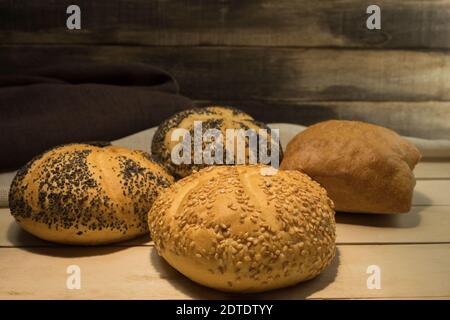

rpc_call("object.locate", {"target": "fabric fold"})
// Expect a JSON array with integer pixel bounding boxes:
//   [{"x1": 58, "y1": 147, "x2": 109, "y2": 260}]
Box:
[{"x1": 0, "y1": 63, "x2": 193, "y2": 170}]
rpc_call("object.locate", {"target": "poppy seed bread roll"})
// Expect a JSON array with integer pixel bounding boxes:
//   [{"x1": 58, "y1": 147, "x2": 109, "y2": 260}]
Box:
[
  {"x1": 280, "y1": 120, "x2": 421, "y2": 214},
  {"x1": 148, "y1": 165, "x2": 336, "y2": 293},
  {"x1": 9, "y1": 143, "x2": 174, "y2": 245},
  {"x1": 151, "y1": 106, "x2": 282, "y2": 179}
]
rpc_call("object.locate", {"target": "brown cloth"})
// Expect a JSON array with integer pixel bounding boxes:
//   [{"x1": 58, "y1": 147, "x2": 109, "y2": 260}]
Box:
[{"x1": 0, "y1": 63, "x2": 193, "y2": 171}]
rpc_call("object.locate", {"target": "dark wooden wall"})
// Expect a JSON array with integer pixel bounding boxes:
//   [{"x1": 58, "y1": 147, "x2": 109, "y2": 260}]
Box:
[{"x1": 1, "y1": 0, "x2": 449, "y2": 139}]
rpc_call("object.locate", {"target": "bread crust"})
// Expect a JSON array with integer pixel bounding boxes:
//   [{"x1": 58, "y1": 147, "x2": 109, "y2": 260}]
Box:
[
  {"x1": 9, "y1": 143, "x2": 174, "y2": 245},
  {"x1": 148, "y1": 165, "x2": 336, "y2": 292},
  {"x1": 280, "y1": 120, "x2": 421, "y2": 214},
  {"x1": 151, "y1": 106, "x2": 282, "y2": 178}
]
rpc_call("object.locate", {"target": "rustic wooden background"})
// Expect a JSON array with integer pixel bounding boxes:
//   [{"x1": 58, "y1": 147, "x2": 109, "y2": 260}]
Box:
[{"x1": 1, "y1": 0, "x2": 450, "y2": 139}]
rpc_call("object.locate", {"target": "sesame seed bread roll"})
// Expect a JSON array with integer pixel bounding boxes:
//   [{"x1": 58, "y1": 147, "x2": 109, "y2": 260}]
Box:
[
  {"x1": 151, "y1": 106, "x2": 282, "y2": 179},
  {"x1": 280, "y1": 120, "x2": 421, "y2": 214},
  {"x1": 9, "y1": 143, "x2": 174, "y2": 245},
  {"x1": 148, "y1": 165, "x2": 336, "y2": 293}
]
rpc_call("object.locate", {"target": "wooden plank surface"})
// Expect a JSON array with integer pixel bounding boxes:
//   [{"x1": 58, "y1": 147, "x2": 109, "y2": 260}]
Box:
[
  {"x1": 413, "y1": 180, "x2": 450, "y2": 206},
  {"x1": 0, "y1": 46, "x2": 450, "y2": 104},
  {"x1": 414, "y1": 161, "x2": 450, "y2": 179},
  {"x1": 1, "y1": 205, "x2": 449, "y2": 247},
  {"x1": 1, "y1": 46, "x2": 450, "y2": 139},
  {"x1": 2, "y1": 46, "x2": 450, "y2": 103},
  {"x1": 206, "y1": 101, "x2": 450, "y2": 140},
  {"x1": 0, "y1": 244, "x2": 448, "y2": 299},
  {"x1": 1, "y1": 1, "x2": 450, "y2": 49},
  {"x1": 1, "y1": 163, "x2": 449, "y2": 299},
  {"x1": 335, "y1": 206, "x2": 450, "y2": 244}
]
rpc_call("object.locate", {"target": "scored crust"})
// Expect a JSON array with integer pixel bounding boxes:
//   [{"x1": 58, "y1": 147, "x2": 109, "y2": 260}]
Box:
[
  {"x1": 148, "y1": 165, "x2": 336, "y2": 293},
  {"x1": 9, "y1": 143, "x2": 174, "y2": 245}
]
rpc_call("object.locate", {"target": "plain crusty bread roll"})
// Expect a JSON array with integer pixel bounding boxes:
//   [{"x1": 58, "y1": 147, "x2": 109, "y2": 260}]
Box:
[
  {"x1": 9, "y1": 143, "x2": 173, "y2": 245},
  {"x1": 148, "y1": 165, "x2": 336, "y2": 293},
  {"x1": 280, "y1": 120, "x2": 421, "y2": 214}
]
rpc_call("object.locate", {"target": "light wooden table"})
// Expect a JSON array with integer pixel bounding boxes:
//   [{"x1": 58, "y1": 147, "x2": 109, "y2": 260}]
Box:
[{"x1": 0, "y1": 161, "x2": 449, "y2": 300}]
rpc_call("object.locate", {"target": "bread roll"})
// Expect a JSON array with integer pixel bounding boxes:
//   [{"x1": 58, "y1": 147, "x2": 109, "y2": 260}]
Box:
[
  {"x1": 151, "y1": 106, "x2": 282, "y2": 178},
  {"x1": 9, "y1": 143, "x2": 173, "y2": 245},
  {"x1": 280, "y1": 120, "x2": 421, "y2": 214},
  {"x1": 148, "y1": 165, "x2": 336, "y2": 293}
]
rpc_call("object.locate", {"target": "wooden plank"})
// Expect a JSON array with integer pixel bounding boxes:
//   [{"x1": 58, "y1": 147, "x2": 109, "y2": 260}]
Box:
[
  {"x1": 336, "y1": 206, "x2": 450, "y2": 244},
  {"x1": 2, "y1": 205, "x2": 449, "y2": 247},
  {"x1": 220, "y1": 101, "x2": 450, "y2": 140},
  {"x1": 414, "y1": 161, "x2": 450, "y2": 179},
  {"x1": 414, "y1": 180, "x2": 450, "y2": 206},
  {"x1": 1, "y1": 1, "x2": 450, "y2": 49},
  {"x1": 350, "y1": 296, "x2": 450, "y2": 300},
  {"x1": 265, "y1": 244, "x2": 450, "y2": 299},
  {"x1": 0, "y1": 244, "x2": 448, "y2": 299},
  {"x1": 2, "y1": 46, "x2": 450, "y2": 103}
]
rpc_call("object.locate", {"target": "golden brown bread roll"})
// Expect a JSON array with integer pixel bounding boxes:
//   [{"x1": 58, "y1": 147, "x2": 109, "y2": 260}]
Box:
[
  {"x1": 9, "y1": 143, "x2": 173, "y2": 245},
  {"x1": 151, "y1": 106, "x2": 282, "y2": 179},
  {"x1": 280, "y1": 120, "x2": 421, "y2": 214},
  {"x1": 148, "y1": 165, "x2": 336, "y2": 293}
]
